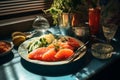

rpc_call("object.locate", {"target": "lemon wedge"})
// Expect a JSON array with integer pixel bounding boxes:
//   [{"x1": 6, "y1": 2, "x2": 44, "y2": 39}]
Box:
[
  {"x1": 12, "y1": 35, "x2": 26, "y2": 46},
  {"x1": 12, "y1": 31, "x2": 26, "y2": 38}
]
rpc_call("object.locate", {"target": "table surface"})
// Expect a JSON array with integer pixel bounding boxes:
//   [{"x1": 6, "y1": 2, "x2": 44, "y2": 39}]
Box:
[{"x1": 0, "y1": 27, "x2": 120, "y2": 80}]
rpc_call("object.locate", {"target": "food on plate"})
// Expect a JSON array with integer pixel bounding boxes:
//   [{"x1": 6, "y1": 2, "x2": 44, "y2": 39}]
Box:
[
  {"x1": 55, "y1": 48, "x2": 74, "y2": 61},
  {"x1": 27, "y1": 34, "x2": 81, "y2": 61},
  {"x1": 28, "y1": 47, "x2": 50, "y2": 60},
  {"x1": 42, "y1": 48, "x2": 58, "y2": 61},
  {"x1": 0, "y1": 41, "x2": 11, "y2": 54},
  {"x1": 91, "y1": 43, "x2": 114, "y2": 59},
  {"x1": 40, "y1": 33, "x2": 55, "y2": 43},
  {"x1": 27, "y1": 34, "x2": 55, "y2": 53}
]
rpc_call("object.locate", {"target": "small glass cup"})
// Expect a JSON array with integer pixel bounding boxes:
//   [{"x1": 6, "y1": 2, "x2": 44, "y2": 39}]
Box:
[
  {"x1": 102, "y1": 23, "x2": 118, "y2": 43},
  {"x1": 72, "y1": 23, "x2": 90, "y2": 42},
  {"x1": 58, "y1": 13, "x2": 72, "y2": 36}
]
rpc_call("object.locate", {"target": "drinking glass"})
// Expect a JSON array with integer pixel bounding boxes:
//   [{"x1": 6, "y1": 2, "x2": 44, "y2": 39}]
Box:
[
  {"x1": 72, "y1": 23, "x2": 90, "y2": 42},
  {"x1": 88, "y1": 7, "x2": 101, "y2": 35},
  {"x1": 58, "y1": 13, "x2": 71, "y2": 35},
  {"x1": 102, "y1": 23, "x2": 118, "y2": 43},
  {"x1": 24, "y1": 16, "x2": 50, "y2": 38},
  {"x1": 58, "y1": 13, "x2": 75, "y2": 36},
  {"x1": 31, "y1": 16, "x2": 50, "y2": 37}
]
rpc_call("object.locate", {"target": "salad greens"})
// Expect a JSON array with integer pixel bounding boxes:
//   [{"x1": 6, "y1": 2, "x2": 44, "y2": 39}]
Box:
[{"x1": 27, "y1": 38, "x2": 48, "y2": 53}]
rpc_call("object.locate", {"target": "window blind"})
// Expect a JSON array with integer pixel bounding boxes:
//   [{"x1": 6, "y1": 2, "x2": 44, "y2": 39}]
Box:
[{"x1": 0, "y1": 0, "x2": 53, "y2": 20}]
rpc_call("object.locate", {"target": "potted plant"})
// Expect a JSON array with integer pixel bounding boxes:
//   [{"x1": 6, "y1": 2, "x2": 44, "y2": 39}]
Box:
[{"x1": 44, "y1": 0, "x2": 86, "y2": 26}]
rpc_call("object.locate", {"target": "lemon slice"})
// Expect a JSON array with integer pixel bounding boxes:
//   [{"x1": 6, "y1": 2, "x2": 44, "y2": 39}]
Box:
[
  {"x1": 40, "y1": 34, "x2": 55, "y2": 43},
  {"x1": 12, "y1": 35, "x2": 26, "y2": 46},
  {"x1": 12, "y1": 31, "x2": 26, "y2": 38}
]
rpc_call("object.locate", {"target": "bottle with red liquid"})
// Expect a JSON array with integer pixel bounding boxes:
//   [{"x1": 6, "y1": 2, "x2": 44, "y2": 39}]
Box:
[{"x1": 88, "y1": 7, "x2": 101, "y2": 35}]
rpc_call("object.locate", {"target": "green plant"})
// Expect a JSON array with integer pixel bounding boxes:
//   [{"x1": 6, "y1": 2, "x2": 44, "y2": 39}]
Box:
[{"x1": 44, "y1": 0, "x2": 81, "y2": 24}]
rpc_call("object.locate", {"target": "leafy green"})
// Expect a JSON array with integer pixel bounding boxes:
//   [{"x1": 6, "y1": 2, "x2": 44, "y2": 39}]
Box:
[
  {"x1": 27, "y1": 38, "x2": 48, "y2": 53},
  {"x1": 44, "y1": 0, "x2": 82, "y2": 24}
]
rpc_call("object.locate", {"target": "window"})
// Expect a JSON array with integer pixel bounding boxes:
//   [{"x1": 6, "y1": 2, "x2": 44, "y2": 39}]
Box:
[
  {"x1": 0, "y1": 0, "x2": 53, "y2": 37},
  {"x1": 0, "y1": 0, "x2": 53, "y2": 20}
]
